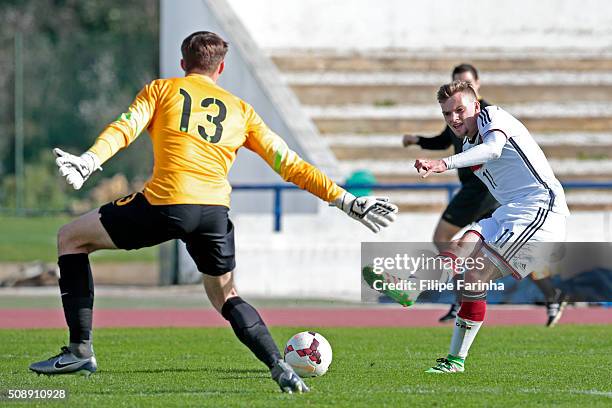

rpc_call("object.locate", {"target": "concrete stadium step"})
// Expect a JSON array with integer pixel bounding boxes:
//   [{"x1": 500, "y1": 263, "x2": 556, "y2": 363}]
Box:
[
  {"x1": 284, "y1": 71, "x2": 612, "y2": 105},
  {"x1": 344, "y1": 172, "x2": 612, "y2": 211},
  {"x1": 376, "y1": 173, "x2": 612, "y2": 184},
  {"x1": 306, "y1": 102, "x2": 612, "y2": 120},
  {"x1": 379, "y1": 190, "x2": 612, "y2": 213},
  {"x1": 316, "y1": 117, "x2": 612, "y2": 134},
  {"x1": 340, "y1": 158, "x2": 612, "y2": 179},
  {"x1": 331, "y1": 145, "x2": 610, "y2": 161},
  {"x1": 325, "y1": 132, "x2": 612, "y2": 147},
  {"x1": 284, "y1": 71, "x2": 612, "y2": 86},
  {"x1": 271, "y1": 51, "x2": 612, "y2": 72},
  {"x1": 327, "y1": 132, "x2": 612, "y2": 161},
  {"x1": 419, "y1": 203, "x2": 612, "y2": 211},
  {"x1": 308, "y1": 102, "x2": 612, "y2": 133},
  {"x1": 382, "y1": 190, "x2": 612, "y2": 206},
  {"x1": 272, "y1": 50, "x2": 612, "y2": 209},
  {"x1": 289, "y1": 84, "x2": 612, "y2": 105}
]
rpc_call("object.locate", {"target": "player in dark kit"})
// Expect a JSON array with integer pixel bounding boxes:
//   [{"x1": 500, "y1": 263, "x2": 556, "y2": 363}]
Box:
[{"x1": 29, "y1": 31, "x2": 398, "y2": 393}]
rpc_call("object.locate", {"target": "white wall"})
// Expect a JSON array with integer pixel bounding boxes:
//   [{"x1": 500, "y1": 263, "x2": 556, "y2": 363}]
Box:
[
  {"x1": 160, "y1": 0, "x2": 324, "y2": 213},
  {"x1": 212, "y1": 211, "x2": 612, "y2": 300},
  {"x1": 227, "y1": 0, "x2": 612, "y2": 51}
]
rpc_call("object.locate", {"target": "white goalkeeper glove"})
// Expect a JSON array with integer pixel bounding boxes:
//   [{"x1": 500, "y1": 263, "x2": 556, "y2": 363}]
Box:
[
  {"x1": 334, "y1": 192, "x2": 398, "y2": 233},
  {"x1": 53, "y1": 148, "x2": 101, "y2": 190}
]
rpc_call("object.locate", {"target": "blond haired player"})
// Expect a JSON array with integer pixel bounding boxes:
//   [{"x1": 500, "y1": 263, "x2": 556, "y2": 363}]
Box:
[
  {"x1": 29, "y1": 31, "x2": 398, "y2": 392},
  {"x1": 417, "y1": 80, "x2": 568, "y2": 373},
  {"x1": 365, "y1": 80, "x2": 568, "y2": 373},
  {"x1": 404, "y1": 64, "x2": 567, "y2": 326}
]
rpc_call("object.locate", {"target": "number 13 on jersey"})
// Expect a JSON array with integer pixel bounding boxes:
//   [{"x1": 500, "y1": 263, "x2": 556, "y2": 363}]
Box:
[{"x1": 179, "y1": 88, "x2": 227, "y2": 143}]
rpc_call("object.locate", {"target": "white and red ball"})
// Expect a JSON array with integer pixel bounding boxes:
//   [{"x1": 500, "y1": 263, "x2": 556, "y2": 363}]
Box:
[{"x1": 284, "y1": 331, "x2": 332, "y2": 377}]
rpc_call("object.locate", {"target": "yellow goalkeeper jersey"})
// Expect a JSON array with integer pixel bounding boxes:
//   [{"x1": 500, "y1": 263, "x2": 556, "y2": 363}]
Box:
[{"x1": 88, "y1": 73, "x2": 344, "y2": 207}]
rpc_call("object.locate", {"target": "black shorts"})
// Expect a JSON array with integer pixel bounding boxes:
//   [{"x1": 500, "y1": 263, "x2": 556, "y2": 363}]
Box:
[
  {"x1": 99, "y1": 192, "x2": 235, "y2": 276},
  {"x1": 441, "y1": 180, "x2": 500, "y2": 228}
]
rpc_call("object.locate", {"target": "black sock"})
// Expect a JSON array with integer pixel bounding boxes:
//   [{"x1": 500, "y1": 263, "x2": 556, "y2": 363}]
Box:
[
  {"x1": 58, "y1": 254, "x2": 94, "y2": 345},
  {"x1": 221, "y1": 297, "x2": 281, "y2": 369},
  {"x1": 532, "y1": 277, "x2": 557, "y2": 302}
]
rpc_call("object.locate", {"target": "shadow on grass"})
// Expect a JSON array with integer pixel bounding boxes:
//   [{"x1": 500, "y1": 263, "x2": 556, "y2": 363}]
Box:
[{"x1": 106, "y1": 367, "x2": 267, "y2": 376}]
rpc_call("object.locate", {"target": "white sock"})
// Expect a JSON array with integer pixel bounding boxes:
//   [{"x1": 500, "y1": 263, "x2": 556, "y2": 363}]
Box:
[{"x1": 449, "y1": 316, "x2": 483, "y2": 359}]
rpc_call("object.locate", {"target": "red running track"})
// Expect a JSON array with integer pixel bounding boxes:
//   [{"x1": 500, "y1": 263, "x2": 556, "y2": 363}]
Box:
[{"x1": 0, "y1": 307, "x2": 610, "y2": 329}]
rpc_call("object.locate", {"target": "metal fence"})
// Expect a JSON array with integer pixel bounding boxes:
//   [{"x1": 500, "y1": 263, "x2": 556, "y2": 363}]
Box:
[
  {"x1": 232, "y1": 181, "x2": 612, "y2": 232},
  {"x1": 2, "y1": 181, "x2": 611, "y2": 231}
]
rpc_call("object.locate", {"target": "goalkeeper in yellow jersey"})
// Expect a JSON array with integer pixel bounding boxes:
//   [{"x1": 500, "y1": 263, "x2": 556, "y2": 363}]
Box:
[{"x1": 29, "y1": 31, "x2": 398, "y2": 392}]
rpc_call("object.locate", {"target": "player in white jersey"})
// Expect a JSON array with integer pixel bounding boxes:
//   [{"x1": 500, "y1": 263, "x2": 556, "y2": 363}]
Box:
[
  {"x1": 459, "y1": 104, "x2": 569, "y2": 217},
  {"x1": 391, "y1": 80, "x2": 568, "y2": 373}
]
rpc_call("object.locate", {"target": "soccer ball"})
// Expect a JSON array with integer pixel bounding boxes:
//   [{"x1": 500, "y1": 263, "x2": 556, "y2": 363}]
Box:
[{"x1": 284, "y1": 331, "x2": 332, "y2": 377}]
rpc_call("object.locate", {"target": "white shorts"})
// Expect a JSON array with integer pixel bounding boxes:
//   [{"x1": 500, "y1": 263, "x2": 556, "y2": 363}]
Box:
[{"x1": 471, "y1": 204, "x2": 567, "y2": 279}]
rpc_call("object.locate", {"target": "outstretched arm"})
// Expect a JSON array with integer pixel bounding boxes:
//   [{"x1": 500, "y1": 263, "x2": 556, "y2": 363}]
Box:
[
  {"x1": 412, "y1": 127, "x2": 454, "y2": 150},
  {"x1": 443, "y1": 131, "x2": 505, "y2": 170},
  {"x1": 243, "y1": 105, "x2": 398, "y2": 232},
  {"x1": 54, "y1": 81, "x2": 159, "y2": 189},
  {"x1": 415, "y1": 131, "x2": 505, "y2": 178}
]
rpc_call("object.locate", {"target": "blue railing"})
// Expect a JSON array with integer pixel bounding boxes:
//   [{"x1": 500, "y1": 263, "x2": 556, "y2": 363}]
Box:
[{"x1": 232, "y1": 181, "x2": 612, "y2": 232}]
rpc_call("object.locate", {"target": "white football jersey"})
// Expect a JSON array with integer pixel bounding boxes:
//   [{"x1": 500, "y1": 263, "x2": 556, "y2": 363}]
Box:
[{"x1": 464, "y1": 105, "x2": 569, "y2": 215}]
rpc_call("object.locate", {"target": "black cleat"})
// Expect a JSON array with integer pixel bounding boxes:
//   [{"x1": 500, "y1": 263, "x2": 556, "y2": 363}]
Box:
[
  {"x1": 29, "y1": 346, "x2": 96, "y2": 376},
  {"x1": 271, "y1": 360, "x2": 310, "y2": 394},
  {"x1": 546, "y1": 290, "x2": 568, "y2": 328}
]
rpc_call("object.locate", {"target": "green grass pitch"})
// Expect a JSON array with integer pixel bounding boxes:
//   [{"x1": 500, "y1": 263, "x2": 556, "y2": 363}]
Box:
[
  {"x1": 0, "y1": 215, "x2": 157, "y2": 263},
  {"x1": 0, "y1": 325, "x2": 610, "y2": 407}
]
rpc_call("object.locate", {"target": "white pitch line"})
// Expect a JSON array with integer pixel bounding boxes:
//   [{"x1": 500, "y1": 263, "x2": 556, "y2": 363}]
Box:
[
  {"x1": 284, "y1": 71, "x2": 612, "y2": 86},
  {"x1": 306, "y1": 102, "x2": 612, "y2": 119},
  {"x1": 568, "y1": 390, "x2": 612, "y2": 397}
]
